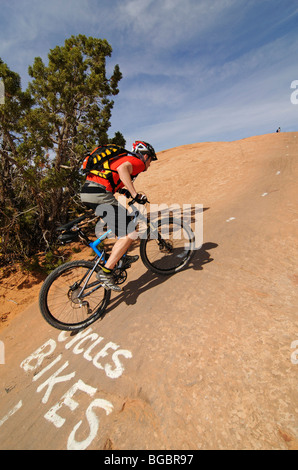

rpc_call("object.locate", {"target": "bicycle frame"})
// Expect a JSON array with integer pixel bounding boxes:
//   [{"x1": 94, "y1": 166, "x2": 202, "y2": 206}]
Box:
[
  {"x1": 75, "y1": 205, "x2": 141, "y2": 298},
  {"x1": 66, "y1": 201, "x2": 171, "y2": 300},
  {"x1": 74, "y1": 229, "x2": 112, "y2": 299},
  {"x1": 88, "y1": 229, "x2": 112, "y2": 258}
]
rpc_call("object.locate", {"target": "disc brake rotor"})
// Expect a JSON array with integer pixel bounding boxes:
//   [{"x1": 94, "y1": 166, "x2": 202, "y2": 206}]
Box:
[
  {"x1": 68, "y1": 287, "x2": 89, "y2": 309},
  {"x1": 159, "y1": 240, "x2": 173, "y2": 253}
]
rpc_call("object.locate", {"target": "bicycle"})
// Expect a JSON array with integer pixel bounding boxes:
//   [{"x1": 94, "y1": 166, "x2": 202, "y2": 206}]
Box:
[{"x1": 39, "y1": 199, "x2": 196, "y2": 331}]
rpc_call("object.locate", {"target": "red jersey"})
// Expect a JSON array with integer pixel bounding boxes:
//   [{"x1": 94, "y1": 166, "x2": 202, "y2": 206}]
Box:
[{"x1": 86, "y1": 155, "x2": 145, "y2": 193}]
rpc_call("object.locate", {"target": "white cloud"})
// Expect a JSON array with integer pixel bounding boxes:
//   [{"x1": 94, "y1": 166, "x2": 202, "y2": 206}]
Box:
[
  {"x1": 0, "y1": 0, "x2": 97, "y2": 82},
  {"x1": 118, "y1": 0, "x2": 245, "y2": 48},
  {"x1": 1, "y1": 0, "x2": 297, "y2": 150},
  {"x1": 125, "y1": 92, "x2": 295, "y2": 151}
]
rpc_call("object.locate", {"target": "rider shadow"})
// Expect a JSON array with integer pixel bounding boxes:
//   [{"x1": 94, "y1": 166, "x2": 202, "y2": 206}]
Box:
[
  {"x1": 189, "y1": 241, "x2": 218, "y2": 271},
  {"x1": 102, "y1": 241, "x2": 218, "y2": 317}
]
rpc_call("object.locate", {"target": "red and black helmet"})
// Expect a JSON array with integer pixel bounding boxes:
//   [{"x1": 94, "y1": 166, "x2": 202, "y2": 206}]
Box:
[{"x1": 132, "y1": 141, "x2": 157, "y2": 161}]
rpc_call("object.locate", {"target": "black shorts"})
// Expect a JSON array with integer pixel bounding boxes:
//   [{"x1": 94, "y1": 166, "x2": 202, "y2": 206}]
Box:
[{"x1": 80, "y1": 182, "x2": 136, "y2": 238}]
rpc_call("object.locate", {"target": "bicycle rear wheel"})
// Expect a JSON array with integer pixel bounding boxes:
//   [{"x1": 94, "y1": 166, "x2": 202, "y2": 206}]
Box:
[
  {"x1": 39, "y1": 260, "x2": 111, "y2": 331},
  {"x1": 140, "y1": 217, "x2": 195, "y2": 275}
]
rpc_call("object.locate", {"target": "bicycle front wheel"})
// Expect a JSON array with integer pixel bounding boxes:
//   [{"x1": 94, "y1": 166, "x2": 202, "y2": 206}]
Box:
[
  {"x1": 39, "y1": 260, "x2": 111, "y2": 331},
  {"x1": 140, "y1": 217, "x2": 195, "y2": 275}
]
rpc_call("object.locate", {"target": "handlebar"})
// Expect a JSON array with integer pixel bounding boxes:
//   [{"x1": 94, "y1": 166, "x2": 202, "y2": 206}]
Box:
[{"x1": 128, "y1": 193, "x2": 150, "y2": 206}]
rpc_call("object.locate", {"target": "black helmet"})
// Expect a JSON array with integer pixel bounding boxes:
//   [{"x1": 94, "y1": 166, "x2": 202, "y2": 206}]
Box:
[{"x1": 132, "y1": 141, "x2": 157, "y2": 161}]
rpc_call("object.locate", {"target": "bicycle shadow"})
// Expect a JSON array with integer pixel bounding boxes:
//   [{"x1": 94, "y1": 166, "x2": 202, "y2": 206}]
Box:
[{"x1": 102, "y1": 241, "x2": 218, "y2": 318}]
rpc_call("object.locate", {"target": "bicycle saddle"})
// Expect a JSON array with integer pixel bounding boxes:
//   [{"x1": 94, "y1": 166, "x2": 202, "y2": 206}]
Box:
[{"x1": 56, "y1": 213, "x2": 89, "y2": 232}]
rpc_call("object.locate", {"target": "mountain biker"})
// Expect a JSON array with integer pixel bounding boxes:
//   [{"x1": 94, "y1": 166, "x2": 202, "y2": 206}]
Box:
[{"x1": 80, "y1": 140, "x2": 157, "y2": 292}]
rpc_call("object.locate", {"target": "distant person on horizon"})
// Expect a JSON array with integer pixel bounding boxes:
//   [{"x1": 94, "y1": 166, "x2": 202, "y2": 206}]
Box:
[
  {"x1": 276, "y1": 127, "x2": 281, "y2": 133},
  {"x1": 80, "y1": 141, "x2": 157, "y2": 292}
]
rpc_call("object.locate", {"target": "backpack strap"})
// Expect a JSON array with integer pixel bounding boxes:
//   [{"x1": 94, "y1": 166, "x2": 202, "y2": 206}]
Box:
[{"x1": 83, "y1": 144, "x2": 145, "y2": 191}]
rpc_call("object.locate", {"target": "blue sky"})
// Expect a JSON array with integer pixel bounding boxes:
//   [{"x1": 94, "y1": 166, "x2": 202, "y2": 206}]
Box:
[{"x1": 1, "y1": 0, "x2": 298, "y2": 151}]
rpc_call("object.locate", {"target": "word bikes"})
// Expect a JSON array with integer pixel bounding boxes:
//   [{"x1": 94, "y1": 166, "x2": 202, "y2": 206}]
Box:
[
  {"x1": 95, "y1": 197, "x2": 203, "y2": 249},
  {"x1": 1, "y1": 328, "x2": 132, "y2": 450}
]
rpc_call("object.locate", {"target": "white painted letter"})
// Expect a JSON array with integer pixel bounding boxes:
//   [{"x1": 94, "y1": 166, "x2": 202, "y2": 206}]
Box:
[
  {"x1": 92, "y1": 342, "x2": 119, "y2": 370},
  {"x1": 67, "y1": 398, "x2": 113, "y2": 450},
  {"x1": 44, "y1": 379, "x2": 97, "y2": 428},
  {"x1": 20, "y1": 339, "x2": 57, "y2": 372},
  {"x1": 72, "y1": 333, "x2": 100, "y2": 355},
  {"x1": 105, "y1": 349, "x2": 133, "y2": 379},
  {"x1": 36, "y1": 361, "x2": 75, "y2": 404}
]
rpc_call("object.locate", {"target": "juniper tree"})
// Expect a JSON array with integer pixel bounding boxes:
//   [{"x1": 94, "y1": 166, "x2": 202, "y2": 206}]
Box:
[
  {"x1": 0, "y1": 35, "x2": 123, "y2": 263},
  {"x1": 0, "y1": 59, "x2": 34, "y2": 261},
  {"x1": 25, "y1": 35, "x2": 123, "y2": 238}
]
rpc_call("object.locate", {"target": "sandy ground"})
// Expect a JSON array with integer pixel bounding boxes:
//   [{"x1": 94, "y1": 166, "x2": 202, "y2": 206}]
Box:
[{"x1": 0, "y1": 132, "x2": 297, "y2": 450}]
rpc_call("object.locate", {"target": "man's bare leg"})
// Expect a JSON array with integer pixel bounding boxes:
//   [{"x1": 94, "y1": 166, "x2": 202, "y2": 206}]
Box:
[{"x1": 105, "y1": 231, "x2": 138, "y2": 270}]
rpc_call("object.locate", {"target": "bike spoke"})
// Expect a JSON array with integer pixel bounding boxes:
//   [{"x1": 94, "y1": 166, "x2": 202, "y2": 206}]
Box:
[
  {"x1": 140, "y1": 218, "x2": 195, "y2": 274},
  {"x1": 39, "y1": 261, "x2": 110, "y2": 330}
]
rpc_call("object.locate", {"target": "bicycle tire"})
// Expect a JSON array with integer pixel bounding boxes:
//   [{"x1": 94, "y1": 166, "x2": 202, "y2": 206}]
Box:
[
  {"x1": 39, "y1": 260, "x2": 111, "y2": 331},
  {"x1": 140, "y1": 217, "x2": 195, "y2": 275}
]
